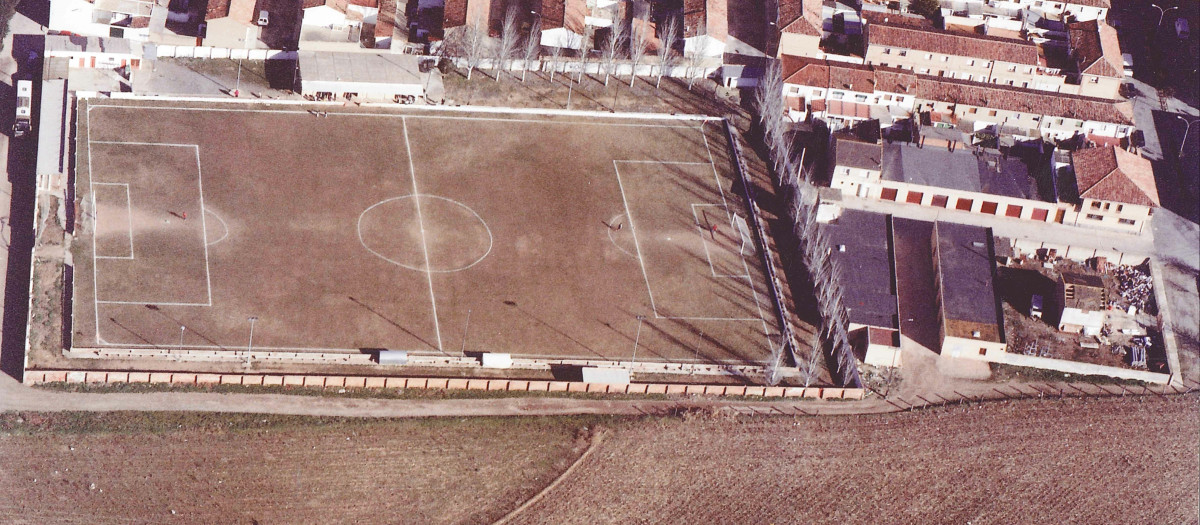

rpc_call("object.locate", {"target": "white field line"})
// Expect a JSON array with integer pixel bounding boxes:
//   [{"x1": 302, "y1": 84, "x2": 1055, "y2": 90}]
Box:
[
  {"x1": 402, "y1": 117, "x2": 444, "y2": 353},
  {"x1": 611, "y1": 160, "x2": 659, "y2": 317},
  {"x1": 92, "y1": 182, "x2": 134, "y2": 260},
  {"x1": 193, "y1": 145, "x2": 214, "y2": 307},
  {"x1": 84, "y1": 104, "x2": 702, "y2": 128},
  {"x1": 690, "y1": 203, "x2": 751, "y2": 279}
]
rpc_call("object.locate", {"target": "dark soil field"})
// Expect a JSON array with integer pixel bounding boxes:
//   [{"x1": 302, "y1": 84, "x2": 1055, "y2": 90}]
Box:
[
  {"x1": 70, "y1": 100, "x2": 780, "y2": 366},
  {"x1": 0, "y1": 395, "x2": 1194, "y2": 524}
]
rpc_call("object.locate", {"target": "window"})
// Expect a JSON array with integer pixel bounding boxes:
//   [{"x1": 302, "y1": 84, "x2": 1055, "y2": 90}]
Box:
[
  {"x1": 881, "y1": 187, "x2": 899, "y2": 201},
  {"x1": 918, "y1": 68, "x2": 930, "y2": 74},
  {"x1": 1022, "y1": 81, "x2": 1030, "y2": 88},
  {"x1": 883, "y1": 94, "x2": 893, "y2": 101},
  {"x1": 906, "y1": 191, "x2": 923, "y2": 204},
  {"x1": 884, "y1": 48, "x2": 892, "y2": 54},
  {"x1": 967, "y1": 59, "x2": 975, "y2": 66},
  {"x1": 969, "y1": 108, "x2": 978, "y2": 114},
  {"x1": 985, "y1": 61, "x2": 993, "y2": 68},
  {"x1": 1008, "y1": 65, "x2": 1017, "y2": 72},
  {"x1": 965, "y1": 74, "x2": 973, "y2": 81},
  {"x1": 925, "y1": 53, "x2": 933, "y2": 59},
  {"x1": 1025, "y1": 67, "x2": 1034, "y2": 73},
  {"x1": 899, "y1": 50, "x2": 907, "y2": 57},
  {"x1": 1090, "y1": 201, "x2": 1102, "y2": 209},
  {"x1": 831, "y1": 90, "x2": 844, "y2": 98},
  {"x1": 1103, "y1": 202, "x2": 1111, "y2": 210},
  {"x1": 956, "y1": 198, "x2": 973, "y2": 211},
  {"x1": 1089, "y1": 77, "x2": 1099, "y2": 84},
  {"x1": 1086, "y1": 213, "x2": 1104, "y2": 220},
  {"x1": 855, "y1": 94, "x2": 868, "y2": 102},
  {"x1": 979, "y1": 348, "x2": 988, "y2": 356},
  {"x1": 988, "y1": 110, "x2": 998, "y2": 116},
  {"x1": 1031, "y1": 208, "x2": 1049, "y2": 221},
  {"x1": 1117, "y1": 204, "x2": 1124, "y2": 212},
  {"x1": 1007, "y1": 80, "x2": 1015, "y2": 86},
  {"x1": 981, "y1": 201, "x2": 999, "y2": 214},
  {"x1": 942, "y1": 56, "x2": 949, "y2": 62},
  {"x1": 1005, "y1": 204, "x2": 1022, "y2": 217},
  {"x1": 947, "y1": 72, "x2": 956, "y2": 79},
  {"x1": 932, "y1": 195, "x2": 949, "y2": 208},
  {"x1": 1119, "y1": 218, "x2": 1136, "y2": 225}
]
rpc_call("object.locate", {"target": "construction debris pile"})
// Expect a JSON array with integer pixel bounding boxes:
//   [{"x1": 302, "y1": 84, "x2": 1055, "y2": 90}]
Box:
[{"x1": 1112, "y1": 263, "x2": 1154, "y2": 314}]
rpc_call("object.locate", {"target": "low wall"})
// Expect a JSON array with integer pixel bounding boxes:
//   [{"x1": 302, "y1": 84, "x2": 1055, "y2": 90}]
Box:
[
  {"x1": 153, "y1": 45, "x2": 296, "y2": 60},
  {"x1": 23, "y1": 370, "x2": 866, "y2": 400},
  {"x1": 995, "y1": 352, "x2": 1171, "y2": 384}
]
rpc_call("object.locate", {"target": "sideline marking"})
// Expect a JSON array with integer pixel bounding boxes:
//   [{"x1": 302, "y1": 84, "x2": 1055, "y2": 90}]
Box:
[
  {"x1": 402, "y1": 117, "x2": 444, "y2": 353},
  {"x1": 700, "y1": 123, "x2": 772, "y2": 345}
]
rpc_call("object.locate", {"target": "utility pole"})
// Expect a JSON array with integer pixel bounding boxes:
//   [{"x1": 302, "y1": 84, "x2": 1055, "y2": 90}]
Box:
[{"x1": 630, "y1": 315, "x2": 646, "y2": 373}]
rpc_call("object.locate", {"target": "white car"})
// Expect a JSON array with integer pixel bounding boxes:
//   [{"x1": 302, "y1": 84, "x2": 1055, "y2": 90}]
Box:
[{"x1": 258, "y1": 10, "x2": 269, "y2": 26}]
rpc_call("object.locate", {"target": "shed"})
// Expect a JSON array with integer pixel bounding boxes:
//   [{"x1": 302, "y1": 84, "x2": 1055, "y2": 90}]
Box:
[
  {"x1": 376, "y1": 349, "x2": 409, "y2": 364},
  {"x1": 298, "y1": 51, "x2": 426, "y2": 101}
]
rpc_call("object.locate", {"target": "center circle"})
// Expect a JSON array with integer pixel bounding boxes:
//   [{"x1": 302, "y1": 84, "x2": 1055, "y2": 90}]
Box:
[{"x1": 357, "y1": 195, "x2": 493, "y2": 273}]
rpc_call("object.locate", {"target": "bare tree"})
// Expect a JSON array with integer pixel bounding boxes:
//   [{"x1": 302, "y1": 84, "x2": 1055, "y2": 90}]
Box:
[
  {"x1": 655, "y1": 16, "x2": 679, "y2": 89},
  {"x1": 684, "y1": 37, "x2": 711, "y2": 90},
  {"x1": 601, "y1": 15, "x2": 627, "y2": 86},
  {"x1": 496, "y1": 6, "x2": 521, "y2": 81},
  {"x1": 628, "y1": 19, "x2": 648, "y2": 87},
  {"x1": 547, "y1": 43, "x2": 564, "y2": 83},
  {"x1": 521, "y1": 19, "x2": 542, "y2": 83},
  {"x1": 455, "y1": 18, "x2": 489, "y2": 81}
]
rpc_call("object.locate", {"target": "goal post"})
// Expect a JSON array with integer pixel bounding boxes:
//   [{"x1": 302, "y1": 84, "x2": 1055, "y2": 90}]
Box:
[{"x1": 731, "y1": 213, "x2": 753, "y2": 255}]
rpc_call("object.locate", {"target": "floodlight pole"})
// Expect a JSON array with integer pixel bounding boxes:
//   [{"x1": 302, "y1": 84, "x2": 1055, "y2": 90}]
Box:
[
  {"x1": 460, "y1": 309, "x2": 472, "y2": 357},
  {"x1": 179, "y1": 325, "x2": 186, "y2": 351},
  {"x1": 630, "y1": 315, "x2": 646, "y2": 373},
  {"x1": 234, "y1": 59, "x2": 242, "y2": 97},
  {"x1": 247, "y1": 316, "x2": 258, "y2": 352}
]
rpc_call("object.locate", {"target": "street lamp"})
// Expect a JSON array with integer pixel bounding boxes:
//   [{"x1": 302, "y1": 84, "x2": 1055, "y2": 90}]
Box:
[
  {"x1": 1152, "y1": 4, "x2": 1179, "y2": 29},
  {"x1": 247, "y1": 316, "x2": 258, "y2": 352},
  {"x1": 179, "y1": 325, "x2": 186, "y2": 351},
  {"x1": 1176, "y1": 115, "x2": 1200, "y2": 157},
  {"x1": 629, "y1": 315, "x2": 646, "y2": 373}
]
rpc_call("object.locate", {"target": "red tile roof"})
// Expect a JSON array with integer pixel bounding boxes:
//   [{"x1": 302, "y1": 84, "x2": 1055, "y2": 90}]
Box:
[
  {"x1": 541, "y1": 0, "x2": 586, "y2": 32},
  {"x1": 778, "y1": 0, "x2": 821, "y2": 36},
  {"x1": 865, "y1": 18, "x2": 1040, "y2": 66},
  {"x1": 779, "y1": 55, "x2": 1134, "y2": 126},
  {"x1": 1071, "y1": 146, "x2": 1159, "y2": 207},
  {"x1": 1068, "y1": 20, "x2": 1123, "y2": 77},
  {"x1": 684, "y1": 0, "x2": 726, "y2": 41}
]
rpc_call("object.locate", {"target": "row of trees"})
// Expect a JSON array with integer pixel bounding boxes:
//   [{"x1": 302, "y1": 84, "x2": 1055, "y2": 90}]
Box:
[
  {"x1": 445, "y1": 8, "x2": 710, "y2": 90},
  {"x1": 754, "y1": 62, "x2": 863, "y2": 388}
]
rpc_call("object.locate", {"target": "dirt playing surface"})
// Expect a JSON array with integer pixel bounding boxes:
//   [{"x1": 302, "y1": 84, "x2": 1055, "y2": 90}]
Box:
[
  {"x1": 0, "y1": 395, "x2": 1193, "y2": 524},
  {"x1": 70, "y1": 100, "x2": 781, "y2": 366}
]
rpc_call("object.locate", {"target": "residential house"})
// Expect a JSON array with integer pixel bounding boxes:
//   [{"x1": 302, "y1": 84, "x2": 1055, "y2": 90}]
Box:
[
  {"x1": 682, "y1": 0, "x2": 726, "y2": 57},
  {"x1": 1066, "y1": 145, "x2": 1159, "y2": 234},
  {"x1": 824, "y1": 209, "x2": 902, "y2": 367},
  {"x1": 443, "y1": 0, "x2": 494, "y2": 35},
  {"x1": 777, "y1": 0, "x2": 823, "y2": 58},
  {"x1": 299, "y1": 0, "x2": 380, "y2": 50},
  {"x1": 202, "y1": 0, "x2": 263, "y2": 48},
  {"x1": 862, "y1": 13, "x2": 1068, "y2": 92},
  {"x1": 931, "y1": 222, "x2": 1006, "y2": 360},
  {"x1": 1057, "y1": 272, "x2": 1107, "y2": 335},
  {"x1": 780, "y1": 55, "x2": 1136, "y2": 145},
  {"x1": 48, "y1": 0, "x2": 198, "y2": 42},
  {"x1": 934, "y1": 0, "x2": 1109, "y2": 22},
  {"x1": 1065, "y1": 20, "x2": 1123, "y2": 99},
  {"x1": 45, "y1": 34, "x2": 144, "y2": 69},
  {"x1": 827, "y1": 134, "x2": 883, "y2": 199}
]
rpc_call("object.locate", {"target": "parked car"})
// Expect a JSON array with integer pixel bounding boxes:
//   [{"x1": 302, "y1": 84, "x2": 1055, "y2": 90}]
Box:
[
  {"x1": 1177, "y1": 19, "x2": 1190, "y2": 40},
  {"x1": 257, "y1": 10, "x2": 269, "y2": 26},
  {"x1": 1121, "y1": 53, "x2": 1134, "y2": 77},
  {"x1": 1030, "y1": 294, "x2": 1044, "y2": 319}
]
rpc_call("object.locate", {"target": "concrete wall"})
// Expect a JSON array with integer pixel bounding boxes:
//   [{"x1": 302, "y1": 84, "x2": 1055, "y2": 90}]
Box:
[{"x1": 22, "y1": 369, "x2": 868, "y2": 399}]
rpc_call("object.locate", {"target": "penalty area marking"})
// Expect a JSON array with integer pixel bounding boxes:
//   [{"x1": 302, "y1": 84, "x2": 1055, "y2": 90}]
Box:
[
  {"x1": 690, "y1": 203, "x2": 752, "y2": 280},
  {"x1": 91, "y1": 182, "x2": 135, "y2": 260}
]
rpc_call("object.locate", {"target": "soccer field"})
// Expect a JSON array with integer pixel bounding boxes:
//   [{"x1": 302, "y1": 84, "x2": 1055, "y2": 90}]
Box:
[{"x1": 71, "y1": 100, "x2": 783, "y2": 366}]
